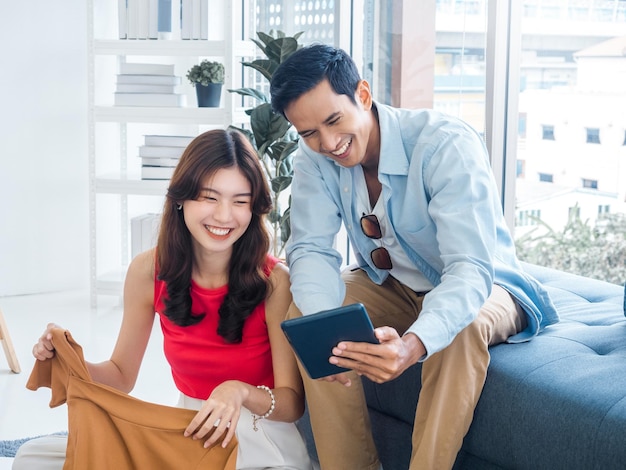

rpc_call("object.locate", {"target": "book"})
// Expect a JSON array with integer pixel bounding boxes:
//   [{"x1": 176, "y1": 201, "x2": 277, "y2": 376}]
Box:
[
  {"x1": 148, "y1": 0, "x2": 159, "y2": 39},
  {"x1": 141, "y1": 166, "x2": 175, "y2": 180},
  {"x1": 117, "y1": 74, "x2": 182, "y2": 85},
  {"x1": 131, "y1": 214, "x2": 149, "y2": 258},
  {"x1": 137, "y1": 0, "x2": 149, "y2": 38},
  {"x1": 144, "y1": 134, "x2": 195, "y2": 146},
  {"x1": 192, "y1": 0, "x2": 201, "y2": 39},
  {"x1": 119, "y1": 63, "x2": 175, "y2": 75},
  {"x1": 131, "y1": 213, "x2": 161, "y2": 258},
  {"x1": 116, "y1": 83, "x2": 177, "y2": 93},
  {"x1": 114, "y1": 93, "x2": 186, "y2": 107},
  {"x1": 181, "y1": 0, "x2": 192, "y2": 39},
  {"x1": 200, "y1": 0, "x2": 208, "y2": 39},
  {"x1": 157, "y1": 0, "x2": 172, "y2": 35},
  {"x1": 140, "y1": 156, "x2": 180, "y2": 167},
  {"x1": 127, "y1": 0, "x2": 139, "y2": 39},
  {"x1": 142, "y1": 213, "x2": 161, "y2": 252},
  {"x1": 118, "y1": 0, "x2": 127, "y2": 39},
  {"x1": 139, "y1": 145, "x2": 186, "y2": 158}
]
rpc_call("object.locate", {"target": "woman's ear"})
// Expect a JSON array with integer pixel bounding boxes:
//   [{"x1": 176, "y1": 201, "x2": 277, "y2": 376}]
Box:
[{"x1": 356, "y1": 80, "x2": 373, "y2": 110}]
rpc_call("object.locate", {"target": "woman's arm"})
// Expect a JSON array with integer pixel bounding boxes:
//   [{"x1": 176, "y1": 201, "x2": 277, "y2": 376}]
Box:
[
  {"x1": 263, "y1": 261, "x2": 305, "y2": 422},
  {"x1": 86, "y1": 248, "x2": 157, "y2": 392}
]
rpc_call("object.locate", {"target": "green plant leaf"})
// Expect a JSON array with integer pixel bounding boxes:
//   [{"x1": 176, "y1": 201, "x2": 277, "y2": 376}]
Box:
[
  {"x1": 280, "y1": 204, "x2": 291, "y2": 243},
  {"x1": 272, "y1": 141, "x2": 299, "y2": 161},
  {"x1": 271, "y1": 175, "x2": 292, "y2": 193},
  {"x1": 268, "y1": 209, "x2": 281, "y2": 224},
  {"x1": 250, "y1": 103, "x2": 291, "y2": 152},
  {"x1": 255, "y1": 31, "x2": 275, "y2": 47},
  {"x1": 242, "y1": 59, "x2": 278, "y2": 82},
  {"x1": 265, "y1": 38, "x2": 299, "y2": 64},
  {"x1": 227, "y1": 87, "x2": 268, "y2": 103}
]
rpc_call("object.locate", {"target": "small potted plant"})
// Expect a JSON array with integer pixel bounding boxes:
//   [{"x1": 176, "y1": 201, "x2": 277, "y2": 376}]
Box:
[{"x1": 186, "y1": 60, "x2": 225, "y2": 107}]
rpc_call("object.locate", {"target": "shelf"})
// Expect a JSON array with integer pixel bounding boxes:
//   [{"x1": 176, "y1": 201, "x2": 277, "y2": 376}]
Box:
[
  {"x1": 94, "y1": 106, "x2": 249, "y2": 125},
  {"x1": 96, "y1": 269, "x2": 127, "y2": 296},
  {"x1": 88, "y1": 0, "x2": 249, "y2": 306},
  {"x1": 96, "y1": 177, "x2": 169, "y2": 195},
  {"x1": 94, "y1": 39, "x2": 255, "y2": 57}
]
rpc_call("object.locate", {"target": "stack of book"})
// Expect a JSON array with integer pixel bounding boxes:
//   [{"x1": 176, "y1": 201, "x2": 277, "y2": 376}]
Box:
[
  {"x1": 130, "y1": 213, "x2": 162, "y2": 258},
  {"x1": 118, "y1": 0, "x2": 209, "y2": 40},
  {"x1": 115, "y1": 62, "x2": 185, "y2": 107},
  {"x1": 139, "y1": 134, "x2": 195, "y2": 180}
]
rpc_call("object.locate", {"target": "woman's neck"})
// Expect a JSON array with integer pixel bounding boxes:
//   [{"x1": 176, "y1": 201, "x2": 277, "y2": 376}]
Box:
[{"x1": 191, "y1": 248, "x2": 231, "y2": 289}]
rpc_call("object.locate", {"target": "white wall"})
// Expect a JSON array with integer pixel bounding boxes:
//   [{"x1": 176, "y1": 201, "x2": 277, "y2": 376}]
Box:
[{"x1": 0, "y1": 2, "x2": 89, "y2": 296}]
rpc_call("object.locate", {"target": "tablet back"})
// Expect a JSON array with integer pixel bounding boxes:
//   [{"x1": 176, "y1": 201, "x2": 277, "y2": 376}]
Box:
[{"x1": 280, "y1": 303, "x2": 378, "y2": 379}]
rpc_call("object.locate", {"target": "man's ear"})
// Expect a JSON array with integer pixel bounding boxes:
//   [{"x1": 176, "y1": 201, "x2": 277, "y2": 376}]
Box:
[{"x1": 356, "y1": 80, "x2": 373, "y2": 110}]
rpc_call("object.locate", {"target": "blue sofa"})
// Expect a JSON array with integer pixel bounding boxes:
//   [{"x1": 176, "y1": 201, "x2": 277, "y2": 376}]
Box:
[{"x1": 298, "y1": 263, "x2": 626, "y2": 469}]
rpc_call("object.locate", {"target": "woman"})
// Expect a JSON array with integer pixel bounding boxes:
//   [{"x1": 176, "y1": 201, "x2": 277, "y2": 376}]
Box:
[{"x1": 14, "y1": 129, "x2": 312, "y2": 469}]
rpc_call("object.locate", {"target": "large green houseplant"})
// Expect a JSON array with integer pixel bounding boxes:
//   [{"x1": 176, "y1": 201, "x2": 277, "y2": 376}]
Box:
[{"x1": 229, "y1": 31, "x2": 303, "y2": 257}]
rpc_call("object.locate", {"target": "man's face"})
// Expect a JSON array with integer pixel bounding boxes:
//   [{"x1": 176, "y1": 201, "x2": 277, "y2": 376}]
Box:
[{"x1": 284, "y1": 79, "x2": 375, "y2": 169}]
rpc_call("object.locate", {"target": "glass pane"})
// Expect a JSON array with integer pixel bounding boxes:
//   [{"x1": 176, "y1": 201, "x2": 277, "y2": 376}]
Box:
[
  {"x1": 514, "y1": 0, "x2": 626, "y2": 283},
  {"x1": 433, "y1": 0, "x2": 488, "y2": 134}
]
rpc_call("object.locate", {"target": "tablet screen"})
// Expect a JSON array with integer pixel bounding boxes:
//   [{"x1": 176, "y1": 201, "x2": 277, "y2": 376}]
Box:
[{"x1": 280, "y1": 303, "x2": 378, "y2": 379}]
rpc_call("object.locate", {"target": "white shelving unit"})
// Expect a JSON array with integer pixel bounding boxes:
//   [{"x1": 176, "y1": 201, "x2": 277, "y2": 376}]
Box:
[{"x1": 87, "y1": 0, "x2": 254, "y2": 306}]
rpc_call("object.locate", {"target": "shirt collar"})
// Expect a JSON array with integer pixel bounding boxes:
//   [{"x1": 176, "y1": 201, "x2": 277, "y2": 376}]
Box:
[{"x1": 374, "y1": 102, "x2": 410, "y2": 177}]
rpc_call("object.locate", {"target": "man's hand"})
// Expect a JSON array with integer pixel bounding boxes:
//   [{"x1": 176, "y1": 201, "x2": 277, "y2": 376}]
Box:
[{"x1": 326, "y1": 327, "x2": 426, "y2": 384}]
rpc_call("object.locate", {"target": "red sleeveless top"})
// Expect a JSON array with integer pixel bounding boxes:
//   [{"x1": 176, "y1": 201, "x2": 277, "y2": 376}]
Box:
[{"x1": 154, "y1": 255, "x2": 279, "y2": 399}]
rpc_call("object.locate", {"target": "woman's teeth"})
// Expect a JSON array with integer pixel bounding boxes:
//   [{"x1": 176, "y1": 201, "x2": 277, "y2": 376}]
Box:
[{"x1": 207, "y1": 226, "x2": 230, "y2": 236}]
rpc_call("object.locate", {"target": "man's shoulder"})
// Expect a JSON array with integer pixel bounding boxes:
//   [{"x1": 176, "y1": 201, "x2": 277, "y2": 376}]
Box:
[{"x1": 379, "y1": 103, "x2": 474, "y2": 134}]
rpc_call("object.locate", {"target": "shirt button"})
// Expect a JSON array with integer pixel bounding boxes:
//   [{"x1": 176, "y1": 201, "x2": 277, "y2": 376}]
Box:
[{"x1": 344, "y1": 187, "x2": 349, "y2": 192}]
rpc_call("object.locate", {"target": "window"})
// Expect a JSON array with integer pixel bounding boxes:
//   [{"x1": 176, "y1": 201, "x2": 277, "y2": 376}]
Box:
[
  {"x1": 598, "y1": 204, "x2": 610, "y2": 215},
  {"x1": 568, "y1": 206, "x2": 581, "y2": 220},
  {"x1": 585, "y1": 127, "x2": 601, "y2": 144},
  {"x1": 251, "y1": 0, "x2": 626, "y2": 282},
  {"x1": 541, "y1": 125, "x2": 555, "y2": 141},
  {"x1": 538, "y1": 173, "x2": 553, "y2": 183},
  {"x1": 582, "y1": 178, "x2": 598, "y2": 189},
  {"x1": 517, "y1": 209, "x2": 541, "y2": 226}
]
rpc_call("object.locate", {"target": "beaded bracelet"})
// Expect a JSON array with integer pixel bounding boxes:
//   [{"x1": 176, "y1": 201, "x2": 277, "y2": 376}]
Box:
[{"x1": 252, "y1": 385, "x2": 276, "y2": 432}]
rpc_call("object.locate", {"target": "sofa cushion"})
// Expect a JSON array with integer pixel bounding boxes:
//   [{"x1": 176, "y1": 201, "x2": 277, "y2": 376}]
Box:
[{"x1": 363, "y1": 263, "x2": 626, "y2": 470}]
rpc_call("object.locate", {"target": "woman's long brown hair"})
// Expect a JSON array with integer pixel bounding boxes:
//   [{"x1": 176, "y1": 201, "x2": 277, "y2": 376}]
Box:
[{"x1": 156, "y1": 128, "x2": 272, "y2": 343}]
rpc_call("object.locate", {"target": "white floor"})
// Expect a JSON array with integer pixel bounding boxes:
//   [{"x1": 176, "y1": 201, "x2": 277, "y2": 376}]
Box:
[{"x1": 0, "y1": 289, "x2": 179, "y2": 466}]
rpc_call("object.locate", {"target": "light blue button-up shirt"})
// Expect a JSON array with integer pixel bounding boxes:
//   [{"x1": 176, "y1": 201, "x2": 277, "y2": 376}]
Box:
[{"x1": 286, "y1": 103, "x2": 559, "y2": 358}]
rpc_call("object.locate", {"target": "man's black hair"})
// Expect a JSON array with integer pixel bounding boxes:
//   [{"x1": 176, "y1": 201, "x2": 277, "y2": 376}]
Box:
[{"x1": 270, "y1": 44, "x2": 362, "y2": 118}]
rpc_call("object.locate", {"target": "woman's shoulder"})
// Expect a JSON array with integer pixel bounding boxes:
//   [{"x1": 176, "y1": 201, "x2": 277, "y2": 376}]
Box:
[
  {"x1": 128, "y1": 248, "x2": 157, "y2": 281},
  {"x1": 264, "y1": 255, "x2": 289, "y2": 286}
]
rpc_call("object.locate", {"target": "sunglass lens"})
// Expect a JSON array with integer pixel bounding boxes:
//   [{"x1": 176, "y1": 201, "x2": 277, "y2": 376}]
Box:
[
  {"x1": 361, "y1": 215, "x2": 382, "y2": 239},
  {"x1": 371, "y1": 247, "x2": 392, "y2": 270}
]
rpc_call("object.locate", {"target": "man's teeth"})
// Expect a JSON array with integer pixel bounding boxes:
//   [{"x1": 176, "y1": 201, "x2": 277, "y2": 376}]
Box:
[
  {"x1": 332, "y1": 139, "x2": 351, "y2": 156},
  {"x1": 207, "y1": 226, "x2": 230, "y2": 236}
]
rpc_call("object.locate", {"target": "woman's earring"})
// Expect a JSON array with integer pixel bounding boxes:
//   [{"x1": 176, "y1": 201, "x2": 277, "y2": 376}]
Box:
[{"x1": 176, "y1": 203, "x2": 183, "y2": 211}]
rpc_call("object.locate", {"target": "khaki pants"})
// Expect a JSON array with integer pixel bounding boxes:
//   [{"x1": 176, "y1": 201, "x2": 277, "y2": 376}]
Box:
[{"x1": 287, "y1": 268, "x2": 526, "y2": 470}]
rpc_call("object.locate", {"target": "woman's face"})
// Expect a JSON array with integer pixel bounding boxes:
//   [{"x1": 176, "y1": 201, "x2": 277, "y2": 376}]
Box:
[{"x1": 182, "y1": 166, "x2": 253, "y2": 256}]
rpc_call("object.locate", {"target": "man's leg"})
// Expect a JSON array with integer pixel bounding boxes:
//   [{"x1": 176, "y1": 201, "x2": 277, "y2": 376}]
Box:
[
  {"x1": 410, "y1": 285, "x2": 526, "y2": 470},
  {"x1": 287, "y1": 268, "x2": 424, "y2": 470}
]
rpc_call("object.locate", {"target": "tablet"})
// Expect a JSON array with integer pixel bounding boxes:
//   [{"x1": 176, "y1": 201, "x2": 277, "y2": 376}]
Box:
[{"x1": 280, "y1": 303, "x2": 379, "y2": 379}]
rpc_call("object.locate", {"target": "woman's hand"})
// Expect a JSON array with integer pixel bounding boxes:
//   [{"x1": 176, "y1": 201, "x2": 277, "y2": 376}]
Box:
[
  {"x1": 183, "y1": 380, "x2": 248, "y2": 449},
  {"x1": 32, "y1": 323, "x2": 62, "y2": 361}
]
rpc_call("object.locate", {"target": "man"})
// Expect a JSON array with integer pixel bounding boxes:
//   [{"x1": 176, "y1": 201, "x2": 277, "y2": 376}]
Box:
[{"x1": 270, "y1": 44, "x2": 558, "y2": 470}]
